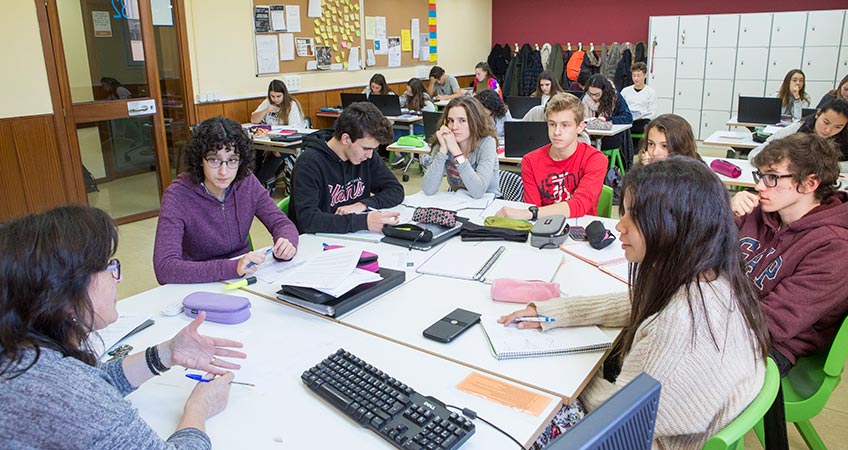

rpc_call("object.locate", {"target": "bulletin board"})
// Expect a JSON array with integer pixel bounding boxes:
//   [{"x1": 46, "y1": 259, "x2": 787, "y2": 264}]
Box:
[{"x1": 252, "y1": 0, "x2": 435, "y2": 76}]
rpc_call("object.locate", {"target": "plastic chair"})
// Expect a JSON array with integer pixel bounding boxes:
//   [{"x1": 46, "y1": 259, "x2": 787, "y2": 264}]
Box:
[
  {"x1": 601, "y1": 147, "x2": 625, "y2": 174},
  {"x1": 598, "y1": 185, "x2": 613, "y2": 219},
  {"x1": 703, "y1": 358, "x2": 780, "y2": 450},
  {"x1": 756, "y1": 315, "x2": 848, "y2": 450},
  {"x1": 277, "y1": 196, "x2": 290, "y2": 215},
  {"x1": 498, "y1": 170, "x2": 524, "y2": 202}
]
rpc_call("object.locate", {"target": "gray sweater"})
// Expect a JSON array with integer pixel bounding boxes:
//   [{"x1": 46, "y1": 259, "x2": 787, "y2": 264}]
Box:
[
  {"x1": 0, "y1": 348, "x2": 210, "y2": 450},
  {"x1": 421, "y1": 136, "x2": 500, "y2": 198}
]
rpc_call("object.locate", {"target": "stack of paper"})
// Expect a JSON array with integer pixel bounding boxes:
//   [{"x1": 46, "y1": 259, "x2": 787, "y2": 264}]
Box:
[{"x1": 277, "y1": 247, "x2": 381, "y2": 297}]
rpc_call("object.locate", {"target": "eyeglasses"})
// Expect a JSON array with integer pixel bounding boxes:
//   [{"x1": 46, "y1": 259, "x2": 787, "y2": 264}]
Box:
[
  {"x1": 752, "y1": 170, "x2": 794, "y2": 188},
  {"x1": 105, "y1": 258, "x2": 121, "y2": 280},
  {"x1": 204, "y1": 158, "x2": 241, "y2": 169},
  {"x1": 587, "y1": 90, "x2": 603, "y2": 98}
]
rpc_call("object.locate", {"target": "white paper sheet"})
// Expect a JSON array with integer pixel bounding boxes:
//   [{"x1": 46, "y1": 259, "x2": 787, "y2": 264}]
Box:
[
  {"x1": 256, "y1": 35, "x2": 280, "y2": 74},
  {"x1": 277, "y1": 247, "x2": 360, "y2": 289},
  {"x1": 419, "y1": 33, "x2": 430, "y2": 62},
  {"x1": 286, "y1": 5, "x2": 302, "y2": 33},
  {"x1": 90, "y1": 314, "x2": 152, "y2": 358},
  {"x1": 388, "y1": 36, "x2": 401, "y2": 67},
  {"x1": 306, "y1": 60, "x2": 319, "y2": 70},
  {"x1": 316, "y1": 268, "x2": 383, "y2": 297},
  {"x1": 403, "y1": 191, "x2": 495, "y2": 211},
  {"x1": 308, "y1": 0, "x2": 322, "y2": 18},
  {"x1": 270, "y1": 5, "x2": 286, "y2": 31},
  {"x1": 279, "y1": 33, "x2": 295, "y2": 60},
  {"x1": 375, "y1": 16, "x2": 386, "y2": 40},
  {"x1": 151, "y1": 0, "x2": 173, "y2": 26},
  {"x1": 348, "y1": 46, "x2": 361, "y2": 70},
  {"x1": 411, "y1": 19, "x2": 420, "y2": 58},
  {"x1": 365, "y1": 16, "x2": 376, "y2": 40},
  {"x1": 296, "y1": 37, "x2": 314, "y2": 57}
]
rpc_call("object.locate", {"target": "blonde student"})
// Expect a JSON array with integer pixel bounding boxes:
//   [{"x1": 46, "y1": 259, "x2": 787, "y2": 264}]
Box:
[
  {"x1": 773, "y1": 69, "x2": 810, "y2": 121},
  {"x1": 500, "y1": 157, "x2": 769, "y2": 450},
  {"x1": 362, "y1": 73, "x2": 396, "y2": 98},
  {"x1": 530, "y1": 70, "x2": 565, "y2": 106},
  {"x1": 421, "y1": 96, "x2": 500, "y2": 198}
]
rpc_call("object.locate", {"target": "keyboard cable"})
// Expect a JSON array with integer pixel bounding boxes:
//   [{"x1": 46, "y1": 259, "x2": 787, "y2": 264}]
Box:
[{"x1": 445, "y1": 404, "x2": 525, "y2": 449}]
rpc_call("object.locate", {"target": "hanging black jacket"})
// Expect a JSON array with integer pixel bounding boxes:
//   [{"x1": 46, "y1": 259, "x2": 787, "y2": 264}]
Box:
[
  {"x1": 634, "y1": 41, "x2": 647, "y2": 63},
  {"x1": 613, "y1": 49, "x2": 633, "y2": 92},
  {"x1": 487, "y1": 44, "x2": 509, "y2": 86},
  {"x1": 522, "y1": 49, "x2": 544, "y2": 96}
]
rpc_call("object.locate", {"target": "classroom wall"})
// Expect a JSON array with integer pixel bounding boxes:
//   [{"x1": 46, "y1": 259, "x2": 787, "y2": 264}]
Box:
[
  {"x1": 0, "y1": 1, "x2": 53, "y2": 119},
  {"x1": 491, "y1": 0, "x2": 848, "y2": 48},
  {"x1": 184, "y1": 0, "x2": 492, "y2": 101}
]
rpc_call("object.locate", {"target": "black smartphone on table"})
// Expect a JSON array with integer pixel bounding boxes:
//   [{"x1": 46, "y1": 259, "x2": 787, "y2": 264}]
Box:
[{"x1": 423, "y1": 308, "x2": 481, "y2": 343}]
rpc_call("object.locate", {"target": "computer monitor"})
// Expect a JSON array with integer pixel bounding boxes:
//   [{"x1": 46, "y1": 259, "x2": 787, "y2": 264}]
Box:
[
  {"x1": 737, "y1": 96, "x2": 782, "y2": 124},
  {"x1": 801, "y1": 107, "x2": 817, "y2": 119},
  {"x1": 566, "y1": 90, "x2": 585, "y2": 99},
  {"x1": 505, "y1": 96, "x2": 542, "y2": 120},
  {"x1": 504, "y1": 121, "x2": 550, "y2": 158},
  {"x1": 369, "y1": 94, "x2": 403, "y2": 116},
  {"x1": 341, "y1": 93, "x2": 368, "y2": 109},
  {"x1": 422, "y1": 111, "x2": 442, "y2": 142},
  {"x1": 546, "y1": 372, "x2": 661, "y2": 450}
]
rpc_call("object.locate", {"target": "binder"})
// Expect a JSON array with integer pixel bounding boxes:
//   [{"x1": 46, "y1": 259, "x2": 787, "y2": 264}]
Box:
[
  {"x1": 274, "y1": 267, "x2": 405, "y2": 318},
  {"x1": 479, "y1": 315, "x2": 612, "y2": 360}
]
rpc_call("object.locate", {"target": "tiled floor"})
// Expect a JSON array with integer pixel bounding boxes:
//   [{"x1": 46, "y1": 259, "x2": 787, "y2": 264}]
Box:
[{"x1": 111, "y1": 147, "x2": 848, "y2": 450}]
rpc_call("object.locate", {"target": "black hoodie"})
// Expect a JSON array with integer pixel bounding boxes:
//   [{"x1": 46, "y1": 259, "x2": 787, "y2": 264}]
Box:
[{"x1": 289, "y1": 129, "x2": 404, "y2": 233}]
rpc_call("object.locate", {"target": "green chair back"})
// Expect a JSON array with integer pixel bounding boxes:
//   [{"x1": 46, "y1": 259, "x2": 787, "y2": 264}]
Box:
[
  {"x1": 277, "y1": 196, "x2": 290, "y2": 215},
  {"x1": 702, "y1": 358, "x2": 780, "y2": 450},
  {"x1": 598, "y1": 185, "x2": 613, "y2": 219},
  {"x1": 601, "y1": 147, "x2": 625, "y2": 174}
]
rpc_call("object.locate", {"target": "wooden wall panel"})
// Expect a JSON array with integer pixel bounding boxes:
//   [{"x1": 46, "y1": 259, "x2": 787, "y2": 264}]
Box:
[
  {"x1": 222, "y1": 100, "x2": 249, "y2": 124},
  {"x1": 196, "y1": 103, "x2": 224, "y2": 123},
  {"x1": 0, "y1": 121, "x2": 29, "y2": 220}
]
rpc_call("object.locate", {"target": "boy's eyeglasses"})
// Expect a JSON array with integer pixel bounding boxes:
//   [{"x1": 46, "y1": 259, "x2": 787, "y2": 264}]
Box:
[{"x1": 752, "y1": 170, "x2": 793, "y2": 188}]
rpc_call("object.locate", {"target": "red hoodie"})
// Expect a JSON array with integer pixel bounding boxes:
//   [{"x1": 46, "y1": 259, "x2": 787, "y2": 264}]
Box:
[{"x1": 736, "y1": 191, "x2": 848, "y2": 364}]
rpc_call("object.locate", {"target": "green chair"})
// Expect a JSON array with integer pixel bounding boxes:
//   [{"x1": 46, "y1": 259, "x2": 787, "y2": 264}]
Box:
[
  {"x1": 702, "y1": 358, "x2": 780, "y2": 450},
  {"x1": 601, "y1": 147, "x2": 625, "y2": 174},
  {"x1": 756, "y1": 315, "x2": 848, "y2": 450},
  {"x1": 277, "y1": 196, "x2": 290, "y2": 215},
  {"x1": 598, "y1": 185, "x2": 613, "y2": 219}
]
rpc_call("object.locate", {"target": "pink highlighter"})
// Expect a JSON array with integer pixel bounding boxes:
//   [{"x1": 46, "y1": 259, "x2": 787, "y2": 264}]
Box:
[{"x1": 710, "y1": 159, "x2": 743, "y2": 179}]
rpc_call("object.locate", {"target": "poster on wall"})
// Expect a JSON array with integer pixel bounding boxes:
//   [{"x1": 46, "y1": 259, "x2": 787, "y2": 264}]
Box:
[
  {"x1": 270, "y1": 5, "x2": 286, "y2": 31},
  {"x1": 316, "y1": 45, "x2": 331, "y2": 70},
  {"x1": 256, "y1": 34, "x2": 280, "y2": 73},
  {"x1": 151, "y1": 0, "x2": 174, "y2": 26},
  {"x1": 296, "y1": 38, "x2": 315, "y2": 57},
  {"x1": 255, "y1": 6, "x2": 271, "y2": 33},
  {"x1": 387, "y1": 37, "x2": 401, "y2": 67},
  {"x1": 92, "y1": 11, "x2": 112, "y2": 37}
]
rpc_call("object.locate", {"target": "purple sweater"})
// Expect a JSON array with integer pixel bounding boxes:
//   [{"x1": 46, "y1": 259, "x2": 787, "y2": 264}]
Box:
[{"x1": 153, "y1": 173, "x2": 299, "y2": 284}]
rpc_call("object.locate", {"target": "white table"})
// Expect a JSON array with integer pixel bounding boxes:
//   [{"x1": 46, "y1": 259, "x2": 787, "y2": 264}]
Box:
[
  {"x1": 702, "y1": 130, "x2": 759, "y2": 150},
  {"x1": 116, "y1": 283, "x2": 561, "y2": 449},
  {"x1": 586, "y1": 123, "x2": 632, "y2": 149},
  {"x1": 702, "y1": 156, "x2": 757, "y2": 189}
]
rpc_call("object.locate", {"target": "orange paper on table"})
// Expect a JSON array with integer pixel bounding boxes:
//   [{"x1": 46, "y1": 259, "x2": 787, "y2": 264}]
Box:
[{"x1": 456, "y1": 372, "x2": 550, "y2": 416}]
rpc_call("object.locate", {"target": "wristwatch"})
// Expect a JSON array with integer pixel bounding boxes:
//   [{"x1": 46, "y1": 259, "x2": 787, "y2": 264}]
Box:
[{"x1": 528, "y1": 206, "x2": 539, "y2": 221}]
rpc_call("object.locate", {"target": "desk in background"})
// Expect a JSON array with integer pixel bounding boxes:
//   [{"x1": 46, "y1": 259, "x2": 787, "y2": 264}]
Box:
[
  {"x1": 586, "y1": 123, "x2": 632, "y2": 150},
  {"x1": 316, "y1": 110, "x2": 423, "y2": 135},
  {"x1": 701, "y1": 156, "x2": 757, "y2": 189},
  {"x1": 702, "y1": 130, "x2": 759, "y2": 159}
]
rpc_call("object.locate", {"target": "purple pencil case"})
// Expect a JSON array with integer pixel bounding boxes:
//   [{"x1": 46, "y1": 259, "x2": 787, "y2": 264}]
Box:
[{"x1": 182, "y1": 291, "x2": 251, "y2": 324}]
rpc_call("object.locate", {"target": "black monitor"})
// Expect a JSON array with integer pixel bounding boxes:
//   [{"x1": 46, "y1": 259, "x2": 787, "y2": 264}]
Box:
[
  {"x1": 737, "y1": 96, "x2": 782, "y2": 125},
  {"x1": 368, "y1": 94, "x2": 403, "y2": 116},
  {"x1": 566, "y1": 90, "x2": 585, "y2": 99},
  {"x1": 505, "y1": 96, "x2": 542, "y2": 120},
  {"x1": 801, "y1": 107, "x2": 817, "y2": 118},
  {"x1": 504, "y1": 121, "x2": 550, "y2": 158},
  {"x1": 341, "y1": 93, "x2": 368, "y2": 109},
  {"x1": 422, "y1": 111, "x2": 442, "y2": 142},
  {"x1": 546, "y1": 373, "x2": 661, "y2": 450}
]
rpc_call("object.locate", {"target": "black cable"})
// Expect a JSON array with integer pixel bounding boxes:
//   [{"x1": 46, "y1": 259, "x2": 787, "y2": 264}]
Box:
[{"x1": 445, "y1": 404, "x2": 525, "y2": 449}]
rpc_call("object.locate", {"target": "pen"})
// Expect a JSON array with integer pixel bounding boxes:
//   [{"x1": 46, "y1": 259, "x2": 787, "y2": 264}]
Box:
[
  {"x1": 244, "y1": 247, "x2": 273, "y2": 269},
  {"x1": 186, "y1": 373, "x2": 255, "y2": 387},
  {"x1": 514, "y1": 315, "x2": 556, "y2": 323},
  {"x1": 224, "y1": 276, "x2": 257, "y2": 290}
]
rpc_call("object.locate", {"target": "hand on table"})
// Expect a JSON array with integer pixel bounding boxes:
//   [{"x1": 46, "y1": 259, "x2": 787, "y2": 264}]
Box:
[
  {"x1": 273, "y1": 237, "x2": 297, "y2": 260},
  {"x1": 498, "y1": 305, "x2": 541, "y2": 330},
  {"x1": 236, "y1": 250, "x2": 267, "y2": 276},
  {"x1": 368, "y1": 211, "x2": 401, "y2": 232},
  {"x1": 495, "y1": 206, "x2": 532, "y2": 220}
]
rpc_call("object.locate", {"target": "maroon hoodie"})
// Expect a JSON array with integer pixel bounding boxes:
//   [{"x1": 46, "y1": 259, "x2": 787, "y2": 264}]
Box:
[{"x1": 736, "y1": 191, "x2": 848, "y2": 364}]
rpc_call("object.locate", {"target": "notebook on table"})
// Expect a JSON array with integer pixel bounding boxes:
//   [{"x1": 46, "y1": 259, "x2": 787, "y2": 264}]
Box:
[
  {"x1": 415, "y1": 242, "x2": 563, "y2": 282},
  {"x1": 479, "y1": 315, "x2": 613, "y2": 360}
]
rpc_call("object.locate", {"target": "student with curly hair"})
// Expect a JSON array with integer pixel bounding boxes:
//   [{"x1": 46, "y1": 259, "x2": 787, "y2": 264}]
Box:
[
  {"x1": 154, "y1": 116, "x2": 298, "y2": 284},
  {"x1": 474, "y1": 88, "x2": 512, "y2": 138},
  {"x1": 582, "y1": 74, "x2": 633, "y2": 150}
]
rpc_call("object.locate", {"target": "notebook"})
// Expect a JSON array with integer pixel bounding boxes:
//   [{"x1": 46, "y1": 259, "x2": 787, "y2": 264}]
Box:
[
  {"x1": 416, "y1": 243, "x2": 563, "y2": 282},
  {"x1": 479, "y1": 315, "x2": 613, "y2": 360}
]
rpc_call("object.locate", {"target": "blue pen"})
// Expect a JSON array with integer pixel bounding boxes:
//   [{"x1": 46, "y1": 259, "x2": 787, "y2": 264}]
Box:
[
  {"x1": 244, "y1": 247, "x2": 273, "y2": 269},
  {"x1": 514, "y1": 315, "x2": 556, "y2": 323},
  {"x1": 186, "y1": 373, "x2": 255, "y2": 386}
]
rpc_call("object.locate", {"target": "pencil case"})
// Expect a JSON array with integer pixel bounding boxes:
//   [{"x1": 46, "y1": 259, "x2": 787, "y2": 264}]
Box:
[
  {"x1": 412, "y1": 207, "x2": 457, "y2": 227},
  {"x1": 382, "y1": 223, "x2": 433, "y2": 242},
  {"x1": 709, "y1": 159, "x2": 742, "y2": 178},
  {"x1": 490, "y1": 279, "x2": 561, "y2": 303},
  {"x1": 182, "y1": 292, "x2": 251, "y2": 324}
]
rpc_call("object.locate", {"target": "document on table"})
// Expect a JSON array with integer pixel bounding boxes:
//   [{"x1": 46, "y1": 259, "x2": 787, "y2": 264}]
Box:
[
  {"x1": 598, "y1": 261, "x2": 630, "y2": 284},
  {"x1": 91, "y1": 314, "x2": 154, "y2": 359},
  {"x1": 278, "y1": 247, "x2": 360, "y2": 289},
  {"x1": 403, "y1": 191, "x2": 495, "y2": 211},
  {"x1": 484, "y1": 248, "x2": 564, "y2": 283},
  {"x1": 416, "y1": 242, "x2": 504, "y2": 281}
]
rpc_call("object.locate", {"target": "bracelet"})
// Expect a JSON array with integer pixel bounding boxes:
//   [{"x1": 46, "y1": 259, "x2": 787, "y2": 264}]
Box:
[
  {"x1": 144, "y1": 347, "x2": 160, "y2": 376},
  {"x1": 149, "y1": 345, "x2": 170, "y2": 373}
]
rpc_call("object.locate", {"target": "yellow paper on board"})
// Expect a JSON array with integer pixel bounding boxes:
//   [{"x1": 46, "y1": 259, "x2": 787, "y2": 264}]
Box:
[
  {"x1": 332, "y1": 44, "x2": 338, "y2": 51},
  {"x1": 314, "y1": 19, "x2": 320, "y2": 27},
  {"x1": 335, "y1": 56, "x2": 341, "y2": 63},
  {"x1": 320, "y1": 24, "x2": 325, "y2": 31},
  {"x1": 343, "y1": 61, "x2": 348, "y2": 69},
  {"x1": 315, "y1": 36, "x2": 323, "y2": 44},
  {"x1": 401, "y1": 30, "x2": 412, "y2": 51},
  {"x1": 353, "y1": 3, "x2": 359, "y2": 10},
  {"x1": 333, "y1": 25, "x2": 339, "y2": 32},
  {"x1": 355, "y1": 30, "x2": 361, "y2": 37}
]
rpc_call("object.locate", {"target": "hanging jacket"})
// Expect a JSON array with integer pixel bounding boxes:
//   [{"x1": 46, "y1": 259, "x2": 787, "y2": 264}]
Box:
[
  {"x1": 583, "y1": 49, "x2": 601, "y2": 75},
  {"x1": 488, "y1": 43, "x2": 510, "y2": 86},
  {"x1": 613, "y1": 48, "x2": 633, "y2": 92},
  {"x1": 503, "y1": 56, "x2": 518, "y2": 97},
  {"x1": 548, "y1": 43, "x2": 564, "y2": 86},
  {"x1": 522, "y1": 49, "x2": 544, "y2": 96},
  {"x1": 602, "y1": 43, "x2": 622, "y2": 80},
  {"x1": 565, "y1": 50, "x2": 585, "y2": 83},
  {"x1": 509, "y1": 44, "x2": 533, "y2": 97},
  {"x1": 634, "y1": 41, "x2": 647, "y2": 63},
  {"x1": 540, "y1": 43, "x2": 552, "y2": 70},
  {"x1": 562, "y1": 49, "x2": 573, "y2": 83}
]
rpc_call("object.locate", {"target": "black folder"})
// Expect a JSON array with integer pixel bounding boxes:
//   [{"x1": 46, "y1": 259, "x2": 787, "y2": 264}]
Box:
[{"x1": 275, "y1": 267, "x2": 405, "y2": 317}]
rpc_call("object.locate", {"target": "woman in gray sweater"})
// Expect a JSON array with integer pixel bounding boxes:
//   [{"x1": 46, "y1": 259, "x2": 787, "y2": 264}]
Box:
[
  {"x1": 421, "y1": 96, "x2": 500, "y2": 198},
  {"x1": 0, "y1": 205, "x2": 246, "y2": 450}
]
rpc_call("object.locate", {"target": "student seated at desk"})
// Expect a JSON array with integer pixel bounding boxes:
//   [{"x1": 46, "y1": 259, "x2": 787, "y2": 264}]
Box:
[
  {"x1": 530, "y1": 70, "x2": 565, "y2": 106},
  {"x1": 568, "y1": 70, "x2": 591, "y2": 92},
  {"x1": 474, "y1": 88, "x2": 512, "y2": 139},
  {"x1": 496, "y1": 93, "x2": 606, "y2": 219},
  {"x1": 154, "y1": 117, "x2": 298, "y2": 284},
  {"x1": 748, "y1": 99, "x2": 848, "y2": 163},
  {"x1": 582, "y1": 74, "x2": 633, "y2": 150},
  {"x1": 731, "y1": 133, "x2": 848, "y2": 376},
  {"x1": 421, "y1": 96, "x2": 500, "y2": 198},
  {"x1": 289, "y1": 102, "x2": 404, "y2": 234},
  {"x1": 250, "y1": 79, "x2": 306, "y2": 192},
  {"x1": 619, "y1": 62, "x2": 656, "y2": 135},
  {"x1": 0, "y1": 205, "x2": 247, "y2": 450},
  {"x1": 472, "y1": 62, "x2": 502, "y2": 99},
  {"x1": 362, "y1": 73, "x2": 396, "y2": 98},
  {"x1": 399, "y1": 78, "x2": 436, "y2": 113},
  {"x1": 772, "y1": 69, "x2": 810, "y2": 122},
  {"x1": 500, "y1": 157, "x2": 769, "y2": 450},
  {"x1": 635, "y1": 114, "x2": 701, "y2": 166},
  {"x1": 428, "y1": 66, "x2": 461, "y2": 101},
  {"x1": 815, "y1": 73, "x2": 848, "y2": 109}
]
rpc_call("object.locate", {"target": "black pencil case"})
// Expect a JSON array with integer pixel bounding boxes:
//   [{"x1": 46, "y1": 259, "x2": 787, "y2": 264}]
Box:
[{"x1": 382, "y1": 223, "x2": 433, "y2": 242}]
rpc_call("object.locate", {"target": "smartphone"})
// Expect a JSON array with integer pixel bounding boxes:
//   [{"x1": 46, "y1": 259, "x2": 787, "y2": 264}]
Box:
[
  {"x1": 569, "y1": 226, "x2": 587, "y2": 241},
  {"x1": 423, "y1": 308, "x2": 481, "y2": 343}
]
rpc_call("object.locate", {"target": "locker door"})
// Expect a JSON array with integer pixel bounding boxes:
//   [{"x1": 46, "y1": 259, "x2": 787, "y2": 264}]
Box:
[
  {"x1": 679, "y1": 16, "x2": 708, "y2": 48},
  {"x1": 649, "y1": 58, "x2": 677, "y2": 99},
  {"x1": 705, "y1": 48, "x2": 737, "y2": 80},
  {"x1": 771, "y1": 12, "x2": 808, "y2": 47},
  {"x1": 805, "y1": 10, "x2": 845, "y2": 47},
  {"x1": 802, "y1": 47, "x2": 840, "y2": 81},
  {"x1": 676, "y1": 48, "x2": 706, "y2": 79},
  {"x1": 702, "y1": 80, "x2": 734, "y2": 111},
  {"x1": 674, "y1": 79, "x2": 704, "y2": 110},
  {"x1": 736, "y1": 48, "x2": 769, "y2": 80},
  {"x1": 739, "y1": 13, "x2": 772, "y2": 48},
  {"x1": 650, "y1": 16, "x2": 680, "y2": 58},
  {"x1": 766, "y1": 47, "x2": 803, "y2": 81},
  {"x1": 707, "y1": 14, "x2": 740, "y2": 48}
]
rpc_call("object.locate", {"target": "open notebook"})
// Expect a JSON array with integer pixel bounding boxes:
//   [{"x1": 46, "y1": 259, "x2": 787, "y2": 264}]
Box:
[
  {"x1": 416, "y1": 243, "x2": 564, "y2": 283},
  {"x1": 479, "y1": 315, "x2": 612, "y2": 360}
]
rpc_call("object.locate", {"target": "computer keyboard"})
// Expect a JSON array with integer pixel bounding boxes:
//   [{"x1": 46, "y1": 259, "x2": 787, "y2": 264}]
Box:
[{"x1": 302, "y1": 349, "x2": 475, "y2": 449}]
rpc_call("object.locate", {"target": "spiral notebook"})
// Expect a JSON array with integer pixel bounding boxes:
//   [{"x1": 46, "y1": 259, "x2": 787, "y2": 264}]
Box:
[{"x1": 479, "y1": 315, "x2": 612, "y2": 360}]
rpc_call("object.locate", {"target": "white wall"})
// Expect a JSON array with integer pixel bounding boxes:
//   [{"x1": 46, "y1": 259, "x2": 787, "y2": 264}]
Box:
[
  {"x1": 0, "y1": 1, "x2": 53, "y2": 118},
  {"x1": 184, "y1": 0, "x2": 493, "y2": 100}
]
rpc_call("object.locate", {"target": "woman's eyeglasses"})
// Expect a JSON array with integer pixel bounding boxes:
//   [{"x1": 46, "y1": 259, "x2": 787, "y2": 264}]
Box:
[{"x1": 105, "y1": 259, "x2": 121, "y2": 280}]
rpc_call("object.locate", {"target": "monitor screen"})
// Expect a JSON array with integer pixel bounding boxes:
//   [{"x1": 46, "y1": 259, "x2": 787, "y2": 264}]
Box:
[
  {"x1": 737, "y1": 96, "x2": 782, "y2": 125},
  {"x1": 505, "y1": 96, "x2": 543, "y2": 120},
  {"x1": 341, "y1": 93, "x2": 368, "y2": 109},
  {"x1": 504, "y1": 121, "x2": 550, "y2": 158}
]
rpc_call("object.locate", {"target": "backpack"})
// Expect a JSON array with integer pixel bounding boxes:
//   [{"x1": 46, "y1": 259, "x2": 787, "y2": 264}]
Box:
[
  {"x1": 604, "y1": 167, "x2": 622, "y2": 205},
  {"x1": 565, "y1": 50, "x2": 585, "y2": 82}
]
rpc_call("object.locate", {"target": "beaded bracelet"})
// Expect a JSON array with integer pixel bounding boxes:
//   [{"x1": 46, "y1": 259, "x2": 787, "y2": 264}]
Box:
[
  {"x1": 144, "y1": 346, "x2": 160, "y2": 376},
  {"x1": 149, "y1": 345, "x2": 170, "y2": 374}
]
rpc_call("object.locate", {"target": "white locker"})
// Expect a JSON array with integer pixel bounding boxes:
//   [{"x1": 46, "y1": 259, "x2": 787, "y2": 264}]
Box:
[
  {"x1": 839, "y1": 46, "x2": 848, "y2": 75},
  {"x1": 739, "y1": 13, "x2": 772, "y2": 48},
  {"x1": 765, "y1": 80, "x2": 782, "y2": 97},
  {"x1": 732, "y1": 80, "x2": 767, "y2": 112},
  {"x1": 673, "y1": 109, "x2": 702, "y2": 139},
  {"x1": 701, "y1": 110, "x2": 732, "y2": 140},
  {"x1": 766, "y1": 47, "x2": 803, "y2": 81},
  {"x1": 707, "y1": 14, "x2": 740, "y2": 48},
  {"x1": 676, "y1": 48, "x2": 706, "y2": 79},
  {"x1": 649, "y1": 58, "x2": 677, "y2": 99},
  {"x1": 674, "y1": 79, "x2": 704, "y2": 110},
  {"x1": 806, "y1": 82, "x2": 833, "y2": 107},
  {"x1": 702, "y1": 80, "x2": 735, "y2": 111},
  {"x1": 679, "y1": 16, "x2": 708, "y2": 48},
  {"x1": 705, "y1": 48, "x2": 738, "y2": 80},
  {"x1": 805, "y1": 10, "x2": 845, "y2": 47},
  {"x1": 771, "y1": 12, "x2": 808, "y2": 47},
  {"x1": 802, "y1": 47, "x2": 840, "y2": 81},
  {"x1": 650, "y1": 16, "x2": 679, "y2": 58},
  {"x1": 736, "y1": 48, "x2": 769, "y2": 80},
  {"x1": 656, "y1": 98, "x2": 674, "y2": 116}
]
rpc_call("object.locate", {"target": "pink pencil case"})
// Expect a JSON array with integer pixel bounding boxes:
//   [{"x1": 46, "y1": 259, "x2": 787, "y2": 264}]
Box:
[
  {"x1": 182, "y1": 291, "x2": 251, "y2": 324},
  {"x1": 490, "y1": 279, "x2": 561, "y2": 303},
  {"x1": 710, "y1": 159, "x2": 742, "y2": 178}
]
